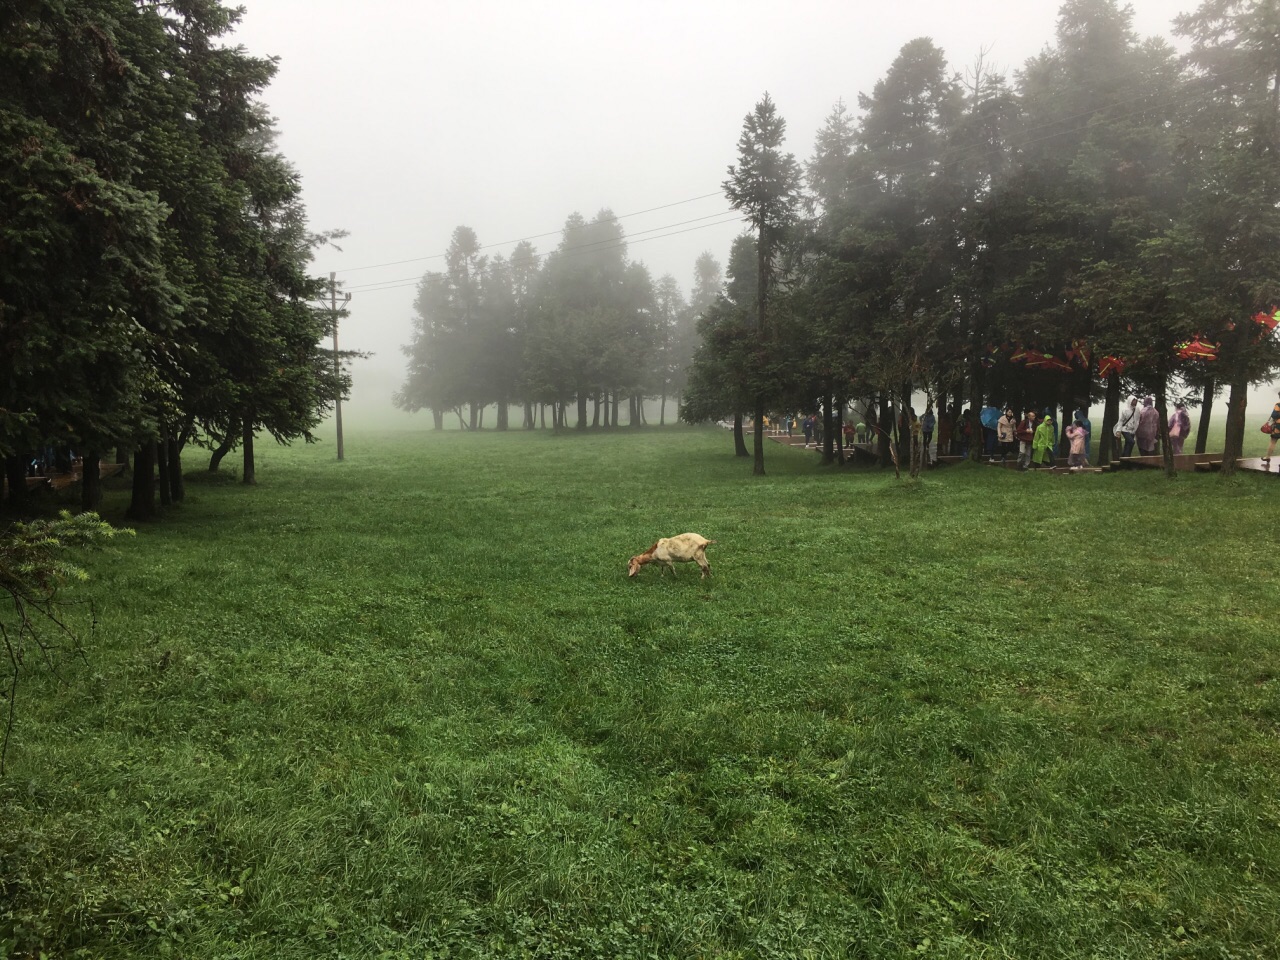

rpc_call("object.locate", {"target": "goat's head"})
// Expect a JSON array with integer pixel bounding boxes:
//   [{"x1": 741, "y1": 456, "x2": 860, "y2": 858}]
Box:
[{"x1": 627, "y1": 555, "x2": 645, "y2": 577}]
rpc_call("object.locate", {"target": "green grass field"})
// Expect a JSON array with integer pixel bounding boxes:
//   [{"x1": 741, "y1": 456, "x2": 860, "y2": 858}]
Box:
[{"x1": 3, "y1": 427, "x2": 1279, "y2": 959}]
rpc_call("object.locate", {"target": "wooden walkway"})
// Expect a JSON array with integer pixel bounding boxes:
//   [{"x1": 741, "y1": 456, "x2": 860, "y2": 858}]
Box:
[
  {"x1": 1113, "y1": 453, "x2": 1279, "y2": 475},
  {"x1": 1191, "y1": 457, "x2": 1280, "y2": 475},
  {"x1": 759, "y1": 433, "x2": 1278, "y2": 477}
]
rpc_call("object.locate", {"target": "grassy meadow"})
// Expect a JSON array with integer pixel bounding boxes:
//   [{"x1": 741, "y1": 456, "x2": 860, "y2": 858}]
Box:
[{"x1": 3, "y1": 426, "x2": 1279, "y2": 959}]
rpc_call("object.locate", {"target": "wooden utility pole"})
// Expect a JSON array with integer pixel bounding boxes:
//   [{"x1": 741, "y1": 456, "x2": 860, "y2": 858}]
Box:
[{"x1": 330, "y1": 272, "x2": 352, "y2": 461}]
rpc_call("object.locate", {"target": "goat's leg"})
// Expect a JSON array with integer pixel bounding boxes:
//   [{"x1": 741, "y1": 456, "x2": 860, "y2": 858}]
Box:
[{"x1": 697, "y1": 556, "x2": 710, "y2": 579}]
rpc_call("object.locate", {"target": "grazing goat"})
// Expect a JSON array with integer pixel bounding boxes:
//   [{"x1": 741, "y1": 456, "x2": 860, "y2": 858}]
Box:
[{"x1": 627, "y1": 533, "x2": 716, "y2": 580}]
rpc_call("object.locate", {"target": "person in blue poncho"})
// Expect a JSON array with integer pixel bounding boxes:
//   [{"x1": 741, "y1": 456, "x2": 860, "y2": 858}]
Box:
[{"x1": 980, "y1": 403, "x2": 1001, "y2": 459}]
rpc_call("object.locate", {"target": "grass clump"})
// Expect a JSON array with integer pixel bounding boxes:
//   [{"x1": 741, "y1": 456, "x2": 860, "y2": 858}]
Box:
[{"x1": 2, "y1": 426, "x2": 1278, "y2": 958}]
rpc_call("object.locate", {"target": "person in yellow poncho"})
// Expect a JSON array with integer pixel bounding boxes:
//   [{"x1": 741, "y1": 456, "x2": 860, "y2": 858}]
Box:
[{"x1": 1032, "y1": 412, "x2": 1056, "y2": 468}]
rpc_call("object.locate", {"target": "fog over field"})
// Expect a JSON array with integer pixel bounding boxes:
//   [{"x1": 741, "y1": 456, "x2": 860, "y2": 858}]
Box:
[{"x1": 224, "y1": 0, "x2": 1275, "y2": 434}]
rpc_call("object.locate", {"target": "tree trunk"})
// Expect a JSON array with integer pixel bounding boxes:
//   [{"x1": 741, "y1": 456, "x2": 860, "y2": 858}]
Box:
[
  {"x1": 1098, "y1": 372, "x2": 1121, "y2": 467},
  {"x1": 3, "y1": 455, "x2": 28, "y2": 511},
  {"x1": 733, "y1": 412, "x2": 749, "y2": 457},
  {"x1": 431, "y1": 408, "x2": 444, "y2": 430},
  {"x1": 208, "y1": 428, "x2": 236, "y2": 472},
  {"x1": 834, "y1": 396, "x2": 846, "y2": 464},
  {"x1": 612, "y1": 391, "x2": 621, "y2": 428},
  {"x1": 80, "y1": 449, "x2": 102, "y2": 511},
  {"x1": 821, "y1": 395, "x2": 836, "y2": 465},
  {"x1": 888, "y1": 402, "x2": 902, "y2": 479},
  {"x1": 752, "y1": 398, "x2": 766, "y2": 476},
  {"x1": 659, "y1": 391, "x2": 666, "y2": 426},
  {"x1": 496, "y1": 401, "x2": 508, "y2": 431},
  {"x1": 156, "y1": 438, "x2": 172, "y2": 507},
  {"x1": 1057, "y1": 379, "x2": 1074, "y2": 457},
  {"x1": 168, "y1": 437, "x2": 185, "y2": 503},
  {"x1": 966, "y1": 365, "x2": 983, "y2": 463},
  {"x1": 469, "y1": 403, "x2": 479, "y2": 431},
  {"x1": 1194, "y1": 379, "x2": 1214, "y2": 454},
  {"x1": 878, "y1": 395, "x2": 893, "y2": 465},
  {"x1": 1220, "y1": 376, "x2": 1249, "y2": 478},
  {"x1": 1155, "y1": 381, "x2": 1176, "y2": 480},
  {"x1": 242, "y1": 421, "x2": 256, "y2": 486},
  {"x1": 127, "y1": 445, "x2": 155, "y2": 521},
  {"x1": 577, "y1": 393, "x2": 588, "y2": 430}
]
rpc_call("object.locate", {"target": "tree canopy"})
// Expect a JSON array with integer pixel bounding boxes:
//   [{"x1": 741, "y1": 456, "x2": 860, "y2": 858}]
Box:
[{"x1": 1, "y1": 0, "x2": 345, "y2": 513}]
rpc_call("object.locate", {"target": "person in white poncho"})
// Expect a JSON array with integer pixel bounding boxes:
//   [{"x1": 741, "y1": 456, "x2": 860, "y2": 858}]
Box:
[{"x1": 1114, "y1": 395, "x2": 1140, "y2": 458}]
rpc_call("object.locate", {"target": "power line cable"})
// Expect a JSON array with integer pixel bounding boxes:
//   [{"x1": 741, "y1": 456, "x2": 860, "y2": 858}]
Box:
[
  {"x1": 344, "y1": 209, "x2": 741, "y2": 292},
  {"x1": 336, "y1": 190, "x2": 725, "y2": 275},
  {"x1": 348, "y1": 214, "x2": 746, "y2": 295}
]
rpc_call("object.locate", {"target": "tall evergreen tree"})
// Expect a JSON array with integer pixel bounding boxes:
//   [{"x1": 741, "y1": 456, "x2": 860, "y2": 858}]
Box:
[{"x1": 723, "y1": 93, "x2": 802, "y2": 475}]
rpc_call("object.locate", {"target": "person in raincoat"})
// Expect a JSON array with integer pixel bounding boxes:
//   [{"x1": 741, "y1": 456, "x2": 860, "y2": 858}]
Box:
[
  {"x1": 980, "y1": 402, "x2": 1001, "y2": 459},
  {"x1": 921, "y1": 405, "x2": 937, "y2": 464},
  {"x1": 1016, "y1": 408, "x2": 1038, "y2": 471},
  {"x1": 1168, "y1": 403, "x2": 1191, "y2": 456},
  {"x1": 1042, "y1": 407, "x2": 1059, "y2": 451},
  {"x1": 996, "y1": 407, "x2": 1017, "y2": 462},
  {"x1": 1136, "y1": 396, "x2": 1160, "y2": 456},
  {"x1": 1032, "y1": 412, "x2": 1056, "y2": 468},
  {"x1": 1114, "y1": 395, "x2": 1140, "y2": 458},
  {"x1": 1073, "y1": 407, "x2": 1092, "y2": 461},
  {"x1": 1066, "y1": 418, "x2": 1089, "y2": 469},
  {"x1": 1262, "y1": 390, "x2": 1280, "y2": 466}
]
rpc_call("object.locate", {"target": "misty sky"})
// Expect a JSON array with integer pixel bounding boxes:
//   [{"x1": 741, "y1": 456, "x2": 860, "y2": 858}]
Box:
[{"x1": 226, "y1": 1, "x2": 1219, "y2": 426}]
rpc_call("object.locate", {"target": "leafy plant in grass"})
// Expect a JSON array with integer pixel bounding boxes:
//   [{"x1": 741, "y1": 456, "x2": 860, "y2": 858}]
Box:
[{"x1": 0, "y1": 511, "x2": 130, "y2": 774}]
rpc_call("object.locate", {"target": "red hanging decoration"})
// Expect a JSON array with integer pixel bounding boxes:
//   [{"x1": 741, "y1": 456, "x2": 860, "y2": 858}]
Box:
[
  {"x1": 1253, "y1": 308, "x2": 1279, "y2": 333},
  {"x1": 1098, "y1": 355, "x2": 1127, "y2": 378},
  {"x1": 1176, "y1": 336, "x2": 1219, "y2": 361},
  {"x1": 1068, "y1": 339, "x2": 1092, "y2": 367},
  {"x1": 1025, "y1": 352, "x2": 1073, "y2": 373}
]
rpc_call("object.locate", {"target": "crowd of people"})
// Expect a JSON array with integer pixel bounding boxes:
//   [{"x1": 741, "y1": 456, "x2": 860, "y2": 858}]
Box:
[{"x1": 764, "y1": 394, "x2": 1201, "y2": 471}]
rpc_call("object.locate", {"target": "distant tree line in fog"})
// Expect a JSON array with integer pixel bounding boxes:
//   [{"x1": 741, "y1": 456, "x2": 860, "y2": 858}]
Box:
[
  {"x1": 1, "y1": 1, "x2": 349, "y2": 517},
  {"x1": 683, "y1": 0, "x2": 1280, "y2": 478},
  {"x1": 395, "y1": 217, "x2": 723, "y2": 431}
]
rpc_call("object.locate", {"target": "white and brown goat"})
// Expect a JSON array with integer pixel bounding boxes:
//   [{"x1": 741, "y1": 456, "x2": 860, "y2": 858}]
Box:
[{"x1": 627, "y1": 533, "x2": 716, "y2": 580}]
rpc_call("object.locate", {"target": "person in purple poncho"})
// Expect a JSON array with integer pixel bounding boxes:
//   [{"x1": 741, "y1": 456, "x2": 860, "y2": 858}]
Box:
[{"x1": 1136, "y1": 396, "x2": 1160, "y2": 456}]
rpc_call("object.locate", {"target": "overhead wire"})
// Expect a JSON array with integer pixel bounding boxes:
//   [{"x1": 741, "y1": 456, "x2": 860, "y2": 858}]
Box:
[
  {"x1": 344, "y1": 209, "x2": 745, "y2": 292},
  {"x1": 336, "y1": 190, "x2": 726, "y2": 275},
  {"x1": 347, "y1": 213, "x2": 747, "y2": 295}
]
